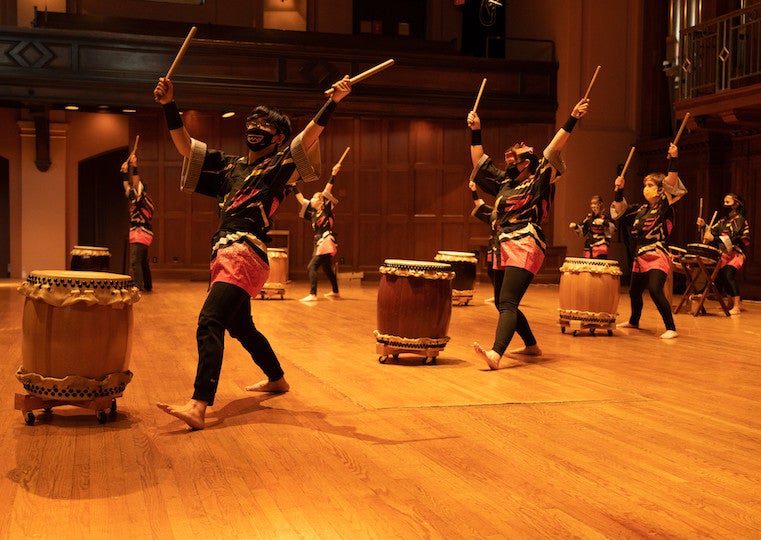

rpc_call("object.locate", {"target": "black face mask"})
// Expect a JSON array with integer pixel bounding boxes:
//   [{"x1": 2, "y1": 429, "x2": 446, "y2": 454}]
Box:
[
  {"x1": 245, "y1": 128, "x2": 275, "y2": 152},
  {"x1": 723, "y1": 204, "x2": 734, "y2": 214},
  {"x1": 505, "y1": 163, "x2": 522, "y2": 181}
]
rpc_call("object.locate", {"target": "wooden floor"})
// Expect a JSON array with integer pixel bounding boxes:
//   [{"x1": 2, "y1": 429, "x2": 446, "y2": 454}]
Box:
[{"x1": 1, "y1": 275, "x2": 760, "y2": 539}]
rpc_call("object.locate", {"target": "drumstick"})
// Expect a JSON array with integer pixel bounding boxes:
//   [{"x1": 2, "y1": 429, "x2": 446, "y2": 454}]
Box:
[
  {"x1": 707, "y1": 210, "x2": 717, "y2": 229},
  {"x1": 583, "y1": 65, "x2": 601, "y2": 100},
  {"x1": 325, "y1": 59, "x2": 395, "y2": 95},
  {"x1": 166, "y1": 26, "x2": 197, "y2": 79},
  {"x1": 620, "y1": 146, "x2": 635, "y2": 177},
  {"x1": 672, "y1": 111, "x2": 691, "y2": 146},
  {"x1": 128, "y1": 135, "x2": 140, "y2": 159},
  {"x1": 473, "y1": 78, "x2": 487, "y2": 113},
  {"x1": 336, "y1": 146, "x2": 351, "y2": 166}
]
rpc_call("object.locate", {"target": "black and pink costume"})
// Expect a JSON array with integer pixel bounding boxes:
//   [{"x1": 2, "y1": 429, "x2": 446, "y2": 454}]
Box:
[
  {"x1": 179, "y1": 130, "x2": 321, "y2": 405},
  {"x1": 122, "y1": 170, "x2": 154, "y2": 291},
  {"x1": 470, "y1": 148, "x2": 565, "y2": 355},
  {"x1": 299, "y1": 182, "x2": 339, "y2": 296}
]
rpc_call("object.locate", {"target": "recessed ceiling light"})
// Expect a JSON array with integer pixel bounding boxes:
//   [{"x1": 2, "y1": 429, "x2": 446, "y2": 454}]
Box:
[
  {"x1": 222, "y1": 111, "x2": 236, "y2": 118},
  {"x1": 65, "y1": 105, "x2": 79, "y2": 111},
  {"x1": 122, "y1": 108, "x2": 137, "y2": 113}
]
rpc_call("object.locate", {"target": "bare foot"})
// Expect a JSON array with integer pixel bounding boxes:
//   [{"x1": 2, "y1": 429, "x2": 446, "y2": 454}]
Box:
[
  {"x1": 245, "y1": 377, "x2": 290, "y2": 393},
  {"x1": 508, "y1": 344, "x2": 542, "y2": 356},
  {"x1": 473, "y1": 341, "x2": 501, "y2": 370},
  {"x1": 729, "y1": 307, "x2": 741, "y2": 315},
  {"x1": 156, "y1": 399, "x2": 207, "y2": 430}
]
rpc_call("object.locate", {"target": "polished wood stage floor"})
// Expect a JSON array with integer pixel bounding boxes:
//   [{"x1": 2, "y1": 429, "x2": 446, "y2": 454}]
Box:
[{"x1": 1, "y1": 276, "x2": 760, "y2": 539}]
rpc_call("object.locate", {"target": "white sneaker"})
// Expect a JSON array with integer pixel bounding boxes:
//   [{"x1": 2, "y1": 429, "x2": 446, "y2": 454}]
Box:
[
  {"x1": 324, "y1": 292, "x2": 341, "y2": 300},
  {"x1": 299, "y1": 294, "x2": 318, "y2": 302},
  {"x1": 660, "y1": 330, "x2": 678, "y2": 339}
]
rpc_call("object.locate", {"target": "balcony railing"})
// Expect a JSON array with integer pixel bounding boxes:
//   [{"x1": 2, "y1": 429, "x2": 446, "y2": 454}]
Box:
[{"x1": 678, "y1": 5, "x2": 761, "y2": 100}]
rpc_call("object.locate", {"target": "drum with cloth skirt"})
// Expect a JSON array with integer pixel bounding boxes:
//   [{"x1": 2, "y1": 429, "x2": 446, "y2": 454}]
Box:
[
  {"x1": 558, "y1": 257, "x2": 622, "y2": 335},
  {"x1": 260, "y1": 248, "x2": 288, "y2": 299},
  {"x1": 374, "y1": 259, "x2": 454, "y2": 365},
  {"x1": 434, "y1": 250, "x2": 478, "y2": 305},
  {"x1": 70, "y1": 245, "x2": 111, "y2": 271},
  {"x1": 15, "y1": 270, "x2": 140, "y2": 424}
]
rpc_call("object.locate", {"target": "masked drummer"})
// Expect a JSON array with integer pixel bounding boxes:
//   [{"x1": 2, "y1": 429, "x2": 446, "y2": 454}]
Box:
[
  {"x1": 697, "y1": 193, "x2": 750, "y2": 315},
  {"x1": 121, "y1": 153, "x2": 154, "y2": 292},
  {"x1": 569, "y1": 194, "x2": 616, "y2": 259},
  {"x1": 611, "y1": 143, "x2": 687, "y2": 339},
  {"x1": 152, "y1": 74, "x2": 352, "y2": 429},
  {"x1": 467, "y1": 97, "x2": 590, "y2": 370},
  {"x1": 294, "y1": 160, "x2": 342, "y2": 302}
]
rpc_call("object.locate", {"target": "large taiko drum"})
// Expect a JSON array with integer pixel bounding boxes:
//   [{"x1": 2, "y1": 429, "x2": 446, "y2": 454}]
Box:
[
  {"x1": 434, "y1": 250, "x2": 478, "y2": 305},
  {"x1": 374, "y1": 259, "x2": 454, "y2": 362},
  {"x1": 558, "y1": 257, "x2": 622, "y2": 328},
  {"x1": 70, "y1": 245, "x2": 111, "y2": 272},
  {"x1": 16, "y1": 270, "x2": 140, "y2": 401}
]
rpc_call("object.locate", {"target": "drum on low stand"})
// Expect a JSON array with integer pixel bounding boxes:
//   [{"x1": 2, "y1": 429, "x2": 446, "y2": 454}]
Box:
[
  {"x1": 70, "y1": 245, "x2": 111, "y2": 272},
  {"x1": 434, "y1": 250, "x2": 478, "y2": 305},
  {"x1": 15, "y1": 270, "x2": 140, "y2": 424},
  {"x1": 374, "y1": 259, "x2": 454, "y2": 365},
  {"x1": 558, "y1": 257, "x2": 622, "y2": 336},
  {"x1": 260, "y1": 248, "x2": 288, "y2": 299}
]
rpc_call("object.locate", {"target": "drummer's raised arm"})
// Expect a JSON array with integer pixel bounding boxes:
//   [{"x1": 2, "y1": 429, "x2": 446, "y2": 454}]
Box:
[{"x1": 467, "y1": 111, "x2": 484, "y2": 167}]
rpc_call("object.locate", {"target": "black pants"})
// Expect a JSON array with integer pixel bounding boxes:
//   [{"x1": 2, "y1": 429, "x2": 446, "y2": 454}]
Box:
[
  {"x1": 307, "y1": 253, "x2": 338, "y2": 295},
  {"x1": 490, "y1": 266, "x2": 537, "y2": 355},
  {"x1": 718, "y1": 265, "x2": 740, "y2": 297},
  {"x1": 131, "y1": 243, "x2": 152, "y2": 291},
  {"x1": 193, "y1": 282, "x2": 284, "y2": 405},
  {"x1": 628, "y1": 269, "x2": 676, "y2": 331}
]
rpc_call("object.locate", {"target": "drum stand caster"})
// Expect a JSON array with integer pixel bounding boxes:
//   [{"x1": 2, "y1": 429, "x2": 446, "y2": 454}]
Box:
[{"x1": 15, "y1": 394, "x2": 119, "y2": 425}]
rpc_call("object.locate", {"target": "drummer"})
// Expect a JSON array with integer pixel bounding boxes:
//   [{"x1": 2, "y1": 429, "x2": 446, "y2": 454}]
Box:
[
  {"x1": 611, "y1": 143, "x2": 687, "y2": 339},
  {"x1": 697, "y1": 193, "x2": 750, "y2": 315},
  {"x1": 467, "y1": 97, "x2": 590, "y2": 370},
  {"x1": 569, "y1": 194, "x2": 616, "y2": 259},
  {"x1": 294, "y1": 160, "x2": 342, "y2": 302}
]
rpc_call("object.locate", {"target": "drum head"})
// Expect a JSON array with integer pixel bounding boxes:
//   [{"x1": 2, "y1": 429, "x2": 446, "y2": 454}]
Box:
[
  {"x1": 29, "y1": 269, "x2": 130, "y2": 282},
  {"x1": 382, "y1": 259, "x2": 451, "y2": 270}
]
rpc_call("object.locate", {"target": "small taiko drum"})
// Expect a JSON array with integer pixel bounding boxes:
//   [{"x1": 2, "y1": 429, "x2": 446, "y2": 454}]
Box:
[
  {"x1": 558, "y1": 257, "x2": 622, "y2": 330},
  {"x1": 16, "y1": 270, "x2": 140, "y2": 401},
  {"x1": 686, "y1": 243, "x2": 721, "y2": 265},
  {"x1": 374, "y1": 259, "x2": 454, "y2": 363},
  {"x1": 260, "y1": 248, "x2": 288, "y2": 299},
  {"x1": 70, "y1": 245, "x2": 111, "y2": 272},
  {"x1": 434, "y1": 250, "x2": 478, "y2": 305},
  {"x1": 668, "y1": 246, "x2": 687, "y2": 270}
]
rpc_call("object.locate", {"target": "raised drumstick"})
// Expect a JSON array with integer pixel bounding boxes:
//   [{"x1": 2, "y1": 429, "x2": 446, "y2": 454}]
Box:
[
  {"x1": 336, "y1": 146, "x2": 351, "y2": 166},
  {"x1": 707, "y1": 210, "x2": 718, "y2": 230},
  {"x1": 473, "y1": 78, "x2": 487, "y2": 113},
  {"x1": 583, "y1": 65, "x2": 601, "y2": 100},
  {"x1": 620, "y1": 146, "x2": 635, "y2": 177},
  {"x1": 671, "y1": 112, "x2": 691, "y2": 146},
  {"x1": 166, "y1": 26, "x2": 197, "y2": 79},
  {"x1": 325, "y1": 59, "x2": 394, "y2": 95},
  {"x1": 128, "y1": 135, "x2": 140, "y2": 159}
]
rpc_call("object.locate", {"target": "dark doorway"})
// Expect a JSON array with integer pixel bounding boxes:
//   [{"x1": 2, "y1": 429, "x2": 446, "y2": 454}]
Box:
[
  {"x1": 78, "y1": 148, "x2": 130, "y2": 274},
  {"x1": 0, "y1": 157, "x2": 9, "y2": 278}
]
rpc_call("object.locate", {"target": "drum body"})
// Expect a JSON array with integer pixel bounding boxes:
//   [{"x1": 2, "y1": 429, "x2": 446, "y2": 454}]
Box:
[
  {"x1": 686, "y1": 243, "x2": 721, "y2": 265},
  {"x1": 70, "y1": 245, "x2": 111, "y2": 271},
  {"x1": 17, "y1": 270, "x2": 140, "y2": 401},
  {"x1": 558, "y1": 257, "x2": 622, "y2": 325},
  {"x1": 375, "y1": 260, "x2": 453, "y2": 351},
  {"x1": 434, "y1": 250, "x2": 477, "y2": 305},
  {"x1": 264, "y1": 248, "x2": 288, "y2": 287}
]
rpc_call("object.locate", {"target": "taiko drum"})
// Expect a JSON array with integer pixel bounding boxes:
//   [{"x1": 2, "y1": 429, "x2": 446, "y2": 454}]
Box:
[
  {"x1": 558, "y1": 257, "x2": 622, "y2": 325},
  {"x1": 16, "y1": 270, "x2": 140, "y2": 401},
  {"x1": 375, "y1": 259, "x2": 454, "y2": 350}
]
